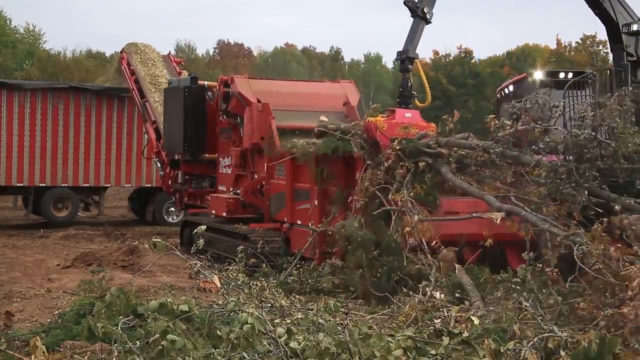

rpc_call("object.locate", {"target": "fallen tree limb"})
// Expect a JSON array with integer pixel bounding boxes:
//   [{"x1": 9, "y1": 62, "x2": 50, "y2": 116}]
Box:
[
  {"x1": 435, "y1": 162, "x2": 583, "y2": 242},
  {"x1": 0, "y1": 348, "x2": 28, "y2": 360},
  {"x1": 434, "y1": 137, "x2": 539, "y2": 166},
  {"x1": 455, "y1": 264, "x2": 486, "y2": 313},
  {"x1": 280, "y1": 236, "x2": 315, "y2": 281},
  {"x1": 426, "y1": 137, "x2": 639, "y2": 217},
  {"x1": 373, "y1": 207, "x2": 505, "y2": 222},
  {"x1": 497, "y1": 124, "x2": 565, "y2": 137},
  {"x1": 587, "y1": 186, "x2": 640, "y2": 214}
]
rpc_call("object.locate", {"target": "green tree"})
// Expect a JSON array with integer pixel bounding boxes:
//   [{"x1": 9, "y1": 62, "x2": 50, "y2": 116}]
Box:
[
  {"x1": 0, "y1": 6, "x2": 616, "y2": 137},
  {"x1": 0, "y1": 10, "x2": 47, "y2": 79},
  {"x1": 173, "y1": 39, "x2": 209, "y2": 79},
  {"x1": 252, "y1": 43, "x2": 310, "y2": 80},
  {"x1": 325, "y1": 46, "x2": 348, "y2": 80},
  {"x1": 421, "y1": 47, "x2": 493, "y2": 135},
  {"x1": 19, "y1": 48, "x2": 119, "y2": 84},
  {"x1": 300, "y1": 45, "x2": 326, "y2": 80},
  {"x1": 502, "y1": 43, "x2": 552, "y2": 75},
  {"x1": 347, "y1": 52, "x2": 394, "y2": 111},
  {"x1": 299, "y1": 45, "x2": 347, "y2": 81},
  {"x1": 547, "y1": 35, "x2": 582, "y2": 68},
  {"x1": 0, "y1": 9, "x2": 24, "y2": 78},
  {"x1": 206, "y1": 39, "x2": 255, "y2": 78},
  {"x1": 568, "y1": 33, "x2": 610, "y2": 67}
]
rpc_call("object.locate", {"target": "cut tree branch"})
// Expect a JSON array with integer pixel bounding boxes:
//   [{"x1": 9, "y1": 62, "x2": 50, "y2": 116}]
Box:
[
  {"x1": 435, "y1": 162, "x2": 583, "y2": 242},
  {"x1": 587, "y1": 186, "x2": 640, "y2": 214},
  {"x1": 373, "y1": 207, "x2": 505, "y2": 222},
  {"x1": 424, "y1": 137, "x2": 638, "y2": 216},
  {"x1": 455, "y1": 264, "x2": 486, "y2": 313},
  {"x1": 434, "y1": 137, "x2": 539, "y2": 166}
]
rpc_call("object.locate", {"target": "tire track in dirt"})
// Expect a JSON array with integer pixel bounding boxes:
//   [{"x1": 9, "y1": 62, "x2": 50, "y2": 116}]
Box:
[{"x1": 0, "y1": 194, "x2": 210, "y2": 329}]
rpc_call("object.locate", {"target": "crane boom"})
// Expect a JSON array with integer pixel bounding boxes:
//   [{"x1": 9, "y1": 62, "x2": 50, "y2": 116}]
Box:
[
  {"x1": 396, "y1": 0, "x2": 437, "y2": 108},
  {"x1": 585, "y1": 0, "x2": 640, "y2": 88},
  {"x1": 397, "y1": 0, "x2": 640, "y2": 96}
]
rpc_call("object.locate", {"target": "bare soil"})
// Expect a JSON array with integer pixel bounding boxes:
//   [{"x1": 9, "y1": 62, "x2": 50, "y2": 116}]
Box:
[{"x1": 0, "y1": 188, "x2": 206, "y2": 330}]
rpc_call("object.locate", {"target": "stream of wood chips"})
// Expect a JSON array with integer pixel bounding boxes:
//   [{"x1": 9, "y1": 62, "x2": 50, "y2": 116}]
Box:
[{"x1": 122, "y1": 42, "x2": 179, "y2": 129}]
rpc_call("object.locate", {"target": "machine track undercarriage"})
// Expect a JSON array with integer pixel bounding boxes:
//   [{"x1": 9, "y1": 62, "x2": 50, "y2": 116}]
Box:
[{"x1": 180, "y1": 217, "x2": 286, "y2": 266}]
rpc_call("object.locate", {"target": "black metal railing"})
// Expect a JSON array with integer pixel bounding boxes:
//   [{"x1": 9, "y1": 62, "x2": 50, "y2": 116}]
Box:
[{"x1": 562, "y1": 72, "x2": 599, "y2": 131}]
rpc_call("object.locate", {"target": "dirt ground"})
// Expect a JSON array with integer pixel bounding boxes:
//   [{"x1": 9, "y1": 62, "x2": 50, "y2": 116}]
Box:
[{"x1": 0, "y1": 188, "x2": 207, "y2": 330}]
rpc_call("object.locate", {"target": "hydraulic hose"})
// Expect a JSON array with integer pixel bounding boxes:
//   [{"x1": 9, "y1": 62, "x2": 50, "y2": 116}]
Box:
[{"x1": 413, "y1": 59, "x2": 432, "y2": 109}]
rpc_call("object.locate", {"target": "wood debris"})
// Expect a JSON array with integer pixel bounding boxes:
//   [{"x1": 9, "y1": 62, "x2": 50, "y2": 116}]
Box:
[{"x1": 122, "y1": 42, "x2": 184, "y2": 129}]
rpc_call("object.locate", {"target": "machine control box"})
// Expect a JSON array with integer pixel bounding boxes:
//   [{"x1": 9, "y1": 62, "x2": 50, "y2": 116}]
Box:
[{"x1": 163, "y1": 76, "x2": 207, "y2": 158}]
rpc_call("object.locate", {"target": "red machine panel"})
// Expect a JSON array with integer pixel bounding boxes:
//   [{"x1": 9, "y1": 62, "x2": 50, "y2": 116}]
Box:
[
  {"x1": 267, "y1": 155, "x2": 361, "y2": 226},
  {"x1": 0, "y1": 80, "x2": 159, "y2": 187}
]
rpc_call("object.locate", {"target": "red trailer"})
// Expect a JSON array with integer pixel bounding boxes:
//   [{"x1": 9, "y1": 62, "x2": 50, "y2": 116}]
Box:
[{"x1": 0, "y1": 79, "x2": 183, "y2": 226}]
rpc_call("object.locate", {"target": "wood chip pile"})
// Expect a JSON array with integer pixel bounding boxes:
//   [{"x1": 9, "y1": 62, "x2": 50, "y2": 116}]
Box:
[{"x1": 122, "y1": 42, "x2": 184, "y2": 129}]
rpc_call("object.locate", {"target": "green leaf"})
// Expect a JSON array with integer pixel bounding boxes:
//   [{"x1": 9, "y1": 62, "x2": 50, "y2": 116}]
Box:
[
  {"x1": 325, "y1": 321, "x2": 339, "y2": 335},
  {"x1": 148, "y1": 300, "x2": 160, "y2": 313},
  {"x1": 134, "y1": 306, "x2": 146, "y2": 316},
  {"x1": 165, "y1": 334, "x2": 186, "y2": 350},
  {"x1": 150, "y1": 320, "x2": 169, "y2": 334}
]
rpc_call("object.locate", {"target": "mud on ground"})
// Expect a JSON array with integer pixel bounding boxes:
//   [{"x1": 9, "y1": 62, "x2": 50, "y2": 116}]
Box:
[{"x1": 0, "y1": 188, "x2": 206, "y2": 330}]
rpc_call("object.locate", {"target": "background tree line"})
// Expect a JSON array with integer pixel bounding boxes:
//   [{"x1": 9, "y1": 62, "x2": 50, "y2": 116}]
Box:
[{"x1": 0, "y1": 8, "x2": 610, "y2": 134}]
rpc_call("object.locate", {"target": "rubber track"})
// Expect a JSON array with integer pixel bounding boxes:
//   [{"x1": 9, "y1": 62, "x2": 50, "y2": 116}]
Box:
[{"x1": 184, "y1": 217, "x2": 285, "y2": 261}]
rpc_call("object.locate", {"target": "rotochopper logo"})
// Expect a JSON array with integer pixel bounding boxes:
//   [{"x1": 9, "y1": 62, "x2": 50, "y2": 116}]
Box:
[{"x1": 219, "y1": 156, "x2": 232, "y2": 174}]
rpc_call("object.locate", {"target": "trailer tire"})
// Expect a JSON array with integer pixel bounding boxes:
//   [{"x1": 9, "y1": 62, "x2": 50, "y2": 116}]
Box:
[
  {"x1": 128, "y1": 188, "x2": 155, "y2": 222},
  {"x1": 22, "y1": 195, "x2": 41, "y2": 215},
  {"x1": 40, "y1": 188, "x2": 80, "y2": 226},
  {"x1": 180, "y1": 222, "x2": 196, "y2": 253},
  {"x1": 152, "y1": 192, "x2": 184, "y2": 226}
]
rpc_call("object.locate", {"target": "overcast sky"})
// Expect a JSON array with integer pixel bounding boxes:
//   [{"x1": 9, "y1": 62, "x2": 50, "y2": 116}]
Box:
[{"x1": 2, "y1": 0, "x2": 639, "y2": 63}]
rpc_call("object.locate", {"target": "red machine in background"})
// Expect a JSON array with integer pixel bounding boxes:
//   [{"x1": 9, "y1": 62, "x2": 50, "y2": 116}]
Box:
[
  {"x1": 119, "y1": 66, "x2": 528, "y2": 269},
  {"x1": 120, "y1": 0, "x2": 530, "y2": 270}
]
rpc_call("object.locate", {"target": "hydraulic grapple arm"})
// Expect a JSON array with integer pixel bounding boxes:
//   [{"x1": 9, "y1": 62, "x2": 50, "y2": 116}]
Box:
[
  {"x1": 585, "y1": 0, "x2": 640, "y2": 88},
  {"x1": 396, "y1": 0, "x2": 437, "y2": 108}
]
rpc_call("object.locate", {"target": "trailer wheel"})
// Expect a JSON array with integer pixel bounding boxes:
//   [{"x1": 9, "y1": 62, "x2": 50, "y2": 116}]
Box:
[
  {"x1": 40, "y1": 188, "x2": 80, "y2": 226},
  {"x1": 22, "y1": 195, "x2": 42, "y2": 216},
  {"x1": 128, "y1": 188, "x2": 155, "y2": 222},
  {"x1": 152, "y1": 192, "x2": 184, "y2": 226},
  {"x1": 180, "y1": 222, "x2": 196, "y2": 253}
]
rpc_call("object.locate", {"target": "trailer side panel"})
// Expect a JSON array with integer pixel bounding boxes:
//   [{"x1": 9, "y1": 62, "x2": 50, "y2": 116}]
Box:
[{"x1": 0, "y1": 83, "x2": 159, "y2": 187}]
